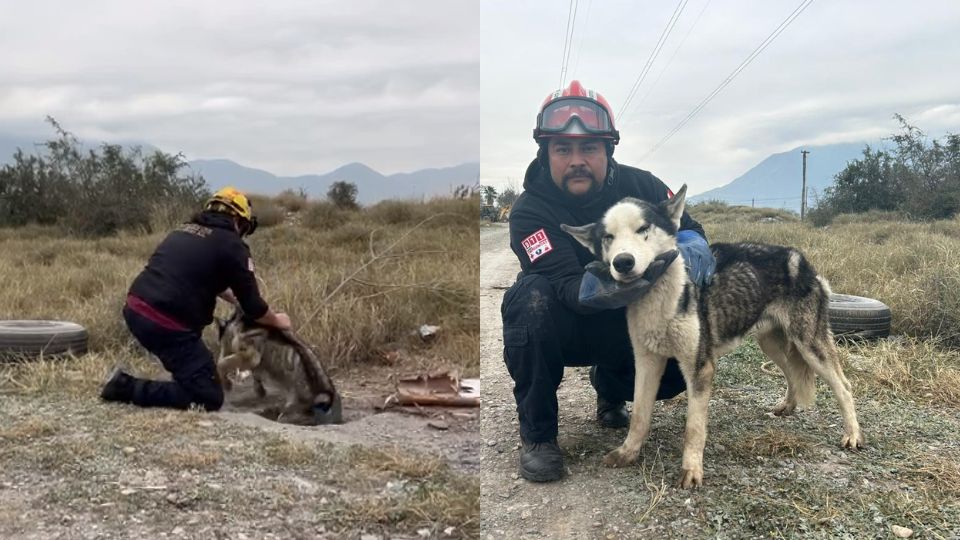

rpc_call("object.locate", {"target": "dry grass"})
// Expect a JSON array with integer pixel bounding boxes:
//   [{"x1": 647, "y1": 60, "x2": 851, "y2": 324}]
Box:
[
  {"x1": 692, "y1": 205, "x2": 960, "y2": 346},
  {"x1": 349, "y1": 445, "x2": 448, "y2": 479},
  {"x1": 260, "y1": 435, "x2": 322, "y2": 466},
  {"x1": 737, "y1": 428, "x2": 818, "y2": 458},
  {"x1": 161, "y1": 448, "x2": 222, "y2": 469},
  {"x1": 0, "y1": 196, "x2": 478, "y2": 391},
  {"x1": 0, "y1": 417, "x2": 58, "y2": 441},
  {"x1": 841, "y1": 336, "x2": 960, "y2": 408},
  {"x1": 275, "y1": 189, "x2": 309, "y2": 213},
  {"x1": 688, "y1": 205, "x2": 960, "y2": 408}
]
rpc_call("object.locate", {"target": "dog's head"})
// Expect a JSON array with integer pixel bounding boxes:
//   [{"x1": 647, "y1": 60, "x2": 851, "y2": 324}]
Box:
[
  {"x1": 216, "y1": 308, "x2": 244, "y2": 342},
  {"x1": 562, "y1": 184, "x2": 686, "y2": 283}
]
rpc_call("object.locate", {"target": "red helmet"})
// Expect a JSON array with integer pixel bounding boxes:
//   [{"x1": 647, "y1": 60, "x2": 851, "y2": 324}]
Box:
[{"x1": 533, "y1": 80, "x2": 620, "y2": 144}]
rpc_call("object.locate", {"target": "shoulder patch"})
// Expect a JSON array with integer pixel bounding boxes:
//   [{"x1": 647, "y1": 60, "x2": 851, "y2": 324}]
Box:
[
  {"x1": 521, "y1": 228, "x2": 553, "y2": 263},
  {"x1": 247, "y1": 257, "x2": 255, "y2": 273}
]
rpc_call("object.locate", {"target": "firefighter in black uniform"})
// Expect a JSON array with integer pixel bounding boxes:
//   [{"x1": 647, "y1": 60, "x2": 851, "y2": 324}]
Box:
[
  {"x1": 100, "y1": 187, "x2": 291, "y2": 411},
  {"x1": 502, "y1": 81, "x2": 716, "y2": 482}
]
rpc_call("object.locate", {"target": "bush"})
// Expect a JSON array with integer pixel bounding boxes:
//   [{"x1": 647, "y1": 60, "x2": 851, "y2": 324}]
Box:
[
  {"x1": 0, "y1": 119, "x2": 209, "y2": 236},
  {"x1": 813, "y1": 116, "x2": 960, "y2": 222},
  {"x1": 327, "y1": 181, "x2": 359, "y2": 211},
  {"x1": 247, "y1": 195, "x2": 285, "y2": 228},
  {"x1": 303, "y1": 201, "x2": 349, "y2": 230},
  {"x1": 275, "y1": 189, "x2": 308, "y2": 213},
  {"x1": 366, "y1": 200, "x2": 427, "y2": 225}
]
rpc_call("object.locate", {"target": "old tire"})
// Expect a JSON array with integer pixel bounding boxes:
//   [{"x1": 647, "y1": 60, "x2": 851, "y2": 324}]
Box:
[
  {"x1": 0, "y1": 320, "x2": 89, "y2": 360},
  {"x1": 828, "y1": 294, "x2": 891, "y2": 339}
]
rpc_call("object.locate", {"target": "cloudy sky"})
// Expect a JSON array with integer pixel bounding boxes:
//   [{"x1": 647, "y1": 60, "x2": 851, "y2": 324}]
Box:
[
  {"x1": 482, "y1": 0, "x2": 960, "y2": 195},
  {"x1": 0, "y1": 1, "x2": 478, "y2": 176}
]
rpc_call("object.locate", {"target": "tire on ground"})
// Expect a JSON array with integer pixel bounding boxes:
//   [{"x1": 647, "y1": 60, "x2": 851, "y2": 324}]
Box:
[
  {"x1": 828, "y1": 294, "x2": 891, "y2": 340},
  {"x1": 0, "y1": 320, "x2": 89, "y2": 360}
]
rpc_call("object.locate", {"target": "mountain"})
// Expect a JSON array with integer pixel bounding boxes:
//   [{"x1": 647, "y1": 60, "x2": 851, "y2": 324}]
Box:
[
  {"x1": 689, "y1": 142, "x2": 884, "y2": 212},
  {"x1": 0, "y1": 133, "x2": 478, "y2": 204},
  {"x1": 188, "y1": 159, "x2": 480, "y2": 204}
]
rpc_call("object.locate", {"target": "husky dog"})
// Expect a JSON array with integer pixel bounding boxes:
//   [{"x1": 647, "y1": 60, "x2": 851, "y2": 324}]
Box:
[
  {"x1": 561, "y1": 185, "x2": 864, "y2": 488},
  {"x1": 216, "y1": 309, "x2": 342, "y2": 424}
]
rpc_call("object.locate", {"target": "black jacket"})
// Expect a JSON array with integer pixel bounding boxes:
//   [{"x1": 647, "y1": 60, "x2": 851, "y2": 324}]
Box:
[
  {"x1": 508, "y1": 157, "x2": 706, "y2": 314},
  {"x1": 128, "y1": 211, "x2": 269, "y2": 331}
]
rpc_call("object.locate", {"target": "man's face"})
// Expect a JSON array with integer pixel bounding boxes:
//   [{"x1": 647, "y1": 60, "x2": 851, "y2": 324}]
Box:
[{"x1": 547, "y1": 137, "x2": 608, "y2": 197}]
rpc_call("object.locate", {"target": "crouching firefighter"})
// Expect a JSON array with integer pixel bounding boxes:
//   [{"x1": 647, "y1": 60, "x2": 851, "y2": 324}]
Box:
[
  {"x1": 101, "y1": 187, "x2": 292, "y2": 411},
  {"x1": 501, "y1": 80, "x2": 716, "y2": 482}
]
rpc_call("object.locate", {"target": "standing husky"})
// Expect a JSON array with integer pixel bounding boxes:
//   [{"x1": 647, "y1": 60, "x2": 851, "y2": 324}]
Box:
[
  {"x1": 216, "y1": 309, "x2": 342, "y2": 424},
  {"x1": 561, "y1": 185, "x2": 864, "y2": 488}
]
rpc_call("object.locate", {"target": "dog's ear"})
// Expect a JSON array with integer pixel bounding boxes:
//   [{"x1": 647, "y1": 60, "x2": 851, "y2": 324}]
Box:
[
  {"x1": 662, "y1": 184, "x2": 687, "y2": 230},
  {"x1": 560, "y1": 223, "x2": 598, "y2": 255}
]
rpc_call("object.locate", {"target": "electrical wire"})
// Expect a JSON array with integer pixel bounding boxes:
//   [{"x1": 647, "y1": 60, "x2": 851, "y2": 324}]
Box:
[
  {"x1": 641, "y1": 0, "x2": 815, "y2": 159},
  {"x1": 618, "y1": 0, "x2": 689, "y2": 122}
]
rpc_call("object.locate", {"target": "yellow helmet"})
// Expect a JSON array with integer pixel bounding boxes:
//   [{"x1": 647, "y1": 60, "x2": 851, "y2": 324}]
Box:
[{"x1": 205, "y1": 186, "x2": 253, "y2": 221}]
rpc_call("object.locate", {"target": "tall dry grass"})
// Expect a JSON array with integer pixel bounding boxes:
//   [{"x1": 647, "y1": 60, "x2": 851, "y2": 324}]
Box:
[
  {"x1": 0, "y1": 195, "x2": 479, "y2": 381},
  {"x1": 691, "y1": 204, "x2": 960, "y2": 346}
]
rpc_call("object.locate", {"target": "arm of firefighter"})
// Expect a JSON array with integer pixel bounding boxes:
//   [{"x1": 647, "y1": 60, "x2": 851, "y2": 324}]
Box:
[
  {"x1": 218, "y1": 288, "x2": 239, "y2": 306},
  {"x1": 509, "y1": 209, "x2": 593, "y2": 314},
  {"x1": 224, "y1": 242, "x2": 270, "y2": 322}
]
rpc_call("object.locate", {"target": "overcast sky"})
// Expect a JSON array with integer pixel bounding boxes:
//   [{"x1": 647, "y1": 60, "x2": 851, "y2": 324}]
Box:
[
  {"x1": 0, "y1": 1, "x2": 478, "y2": 176},
  {"x1": 482, "y1": 0, "x2": 960, "y2": 195}
]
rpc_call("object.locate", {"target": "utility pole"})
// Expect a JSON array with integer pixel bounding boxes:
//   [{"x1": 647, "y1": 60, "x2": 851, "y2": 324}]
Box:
[{"x1": 801, "y1": 150, "x2": 810, "y2": 220}]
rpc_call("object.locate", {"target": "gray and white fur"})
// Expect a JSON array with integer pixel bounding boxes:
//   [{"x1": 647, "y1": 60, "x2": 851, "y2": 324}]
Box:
[
  {"x1": 561, "y1": 185, "x2": 864, "y2": 488},
  {"x1": 216, "y1": 309, "x2": 342, "y2": 423}
]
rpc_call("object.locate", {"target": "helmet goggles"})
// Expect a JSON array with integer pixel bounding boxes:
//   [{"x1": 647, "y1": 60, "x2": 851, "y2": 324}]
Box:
[{"x1": 536, "y1": 97, "x2": 618, "y2": 141}]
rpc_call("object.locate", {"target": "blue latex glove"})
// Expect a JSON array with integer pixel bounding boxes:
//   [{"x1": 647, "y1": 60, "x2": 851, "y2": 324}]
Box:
[
  {"x1": 578, "y1": 249, "x2": 680, "y2": 310},
  {"x1": 677, "y1": 230, "x2": 715, "y2": 288}
]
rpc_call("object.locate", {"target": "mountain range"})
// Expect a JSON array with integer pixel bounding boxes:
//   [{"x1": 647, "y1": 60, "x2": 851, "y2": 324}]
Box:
[
  {"x1": 1, "y1": 132, "x2": 877, "y2": 209},
  {"x1": 0, "y1": 134, "x2": 479, "y2": 205},
  {"x1": 688, "y1": 141, "x2": 883, "y2": 212}
]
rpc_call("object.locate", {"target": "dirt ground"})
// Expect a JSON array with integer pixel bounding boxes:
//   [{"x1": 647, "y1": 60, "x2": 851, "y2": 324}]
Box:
[
  {"x1": 0, "y1": 364, "x2": 479, "y2": 539},
  {"x1": 479, "y1": 223, "x2": 960, "y2": 539}
]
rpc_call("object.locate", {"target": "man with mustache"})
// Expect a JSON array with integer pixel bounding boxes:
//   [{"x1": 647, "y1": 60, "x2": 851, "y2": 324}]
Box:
[{"x1": 501, "y1": 80, "x2": 714, "y2": 482}]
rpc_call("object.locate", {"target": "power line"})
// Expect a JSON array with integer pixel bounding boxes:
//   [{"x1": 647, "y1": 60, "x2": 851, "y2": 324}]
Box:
[
  {"x1": 623, "y1": 0, "x2": 713, "y2": 124},
  {"x1": 569, "y1": 0, "x2": 594, "y2": 78},
  {"x1": 618, "y1": 0, "x2": 689, "y2": 122},
  {"x1": 559, "y1": 0, "x2": 580, "y2": 89},
  {"x1": 641, "y1": 0, "x2": 815, "y2": 159}
]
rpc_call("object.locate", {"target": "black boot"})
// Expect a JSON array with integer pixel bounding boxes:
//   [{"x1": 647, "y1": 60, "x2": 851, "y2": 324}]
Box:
[
  {"x1": 597, "y1": 396, "x2": 629, "y2": 428},
  {"x1": 100, "y1": 368, "x2": 135, "y2": 403},
  {"x1": 519, "y1": 437, "x2": 565, "y2": 482}
]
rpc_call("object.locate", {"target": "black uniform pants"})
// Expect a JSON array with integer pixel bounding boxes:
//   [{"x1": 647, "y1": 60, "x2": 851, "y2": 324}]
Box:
[
  {"x1": 122, "y1": 307, "x2": 224, "y2": 411},
  {"x1": 501, "y1": 274, "x2": 686, "y2": 443}
]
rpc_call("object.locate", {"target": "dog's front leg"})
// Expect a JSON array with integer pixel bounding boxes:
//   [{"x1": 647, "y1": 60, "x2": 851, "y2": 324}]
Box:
[
  {"x1": 603, "y1": 351, "x2": 667, "y2": 468},
  {"x1": 677, "y1": 357, "x2": 716, "y2": 488},
  {"x1": 217, "y1": 353, "x2": 243, "y2": 392}
]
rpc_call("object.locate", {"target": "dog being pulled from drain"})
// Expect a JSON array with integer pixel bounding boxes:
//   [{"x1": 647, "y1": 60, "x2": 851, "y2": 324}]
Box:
[{"x1": 216, "y1": 308, "x2": 343, "y2": 424}]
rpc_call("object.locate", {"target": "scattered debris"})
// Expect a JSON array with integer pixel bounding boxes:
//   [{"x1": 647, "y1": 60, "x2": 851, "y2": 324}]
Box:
[
  {"x1": 384, "y1": 371, "x2": 480, "y2": 407},
  {"x1": 418, "y1": 324, "x2": 441, "y2": 342}
]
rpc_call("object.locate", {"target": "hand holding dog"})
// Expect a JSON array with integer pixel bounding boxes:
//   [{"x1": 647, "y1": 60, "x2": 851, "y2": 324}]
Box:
[
  {"x1": 578, "y1": 249, "x2": 679, "y2": 310},
  {"x1": 676, "y1": 230, "x2": 715, "y2": 287}
]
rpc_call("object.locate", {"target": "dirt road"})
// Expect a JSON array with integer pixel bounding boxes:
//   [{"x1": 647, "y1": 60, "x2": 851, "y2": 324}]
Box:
[
  {"x1": 479, "y1": 223, "x2": 960, "y2": 539},
  {"x1": 480, "y1": 223, "x2": 669, "y2": 539}
]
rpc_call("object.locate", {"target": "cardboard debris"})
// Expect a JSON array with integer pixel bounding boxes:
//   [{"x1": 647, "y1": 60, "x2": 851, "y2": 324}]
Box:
[{"x1": 387, "y1": 371, "x2": 480, "y2": 407}]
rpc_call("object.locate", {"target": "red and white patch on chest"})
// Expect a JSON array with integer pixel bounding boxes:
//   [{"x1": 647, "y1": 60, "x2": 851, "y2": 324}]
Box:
[{"x1": 521, "y1": 228, "x2": 553, "y2": 263}]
